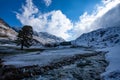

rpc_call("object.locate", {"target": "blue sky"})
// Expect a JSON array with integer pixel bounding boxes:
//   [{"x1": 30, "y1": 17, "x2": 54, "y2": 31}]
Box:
[
  {"x1": 0, "y1": 0, "x2": 101, "y2": 27},
  {"x1": 0, "y1": 0, "x2": 119, "y2": 40}
]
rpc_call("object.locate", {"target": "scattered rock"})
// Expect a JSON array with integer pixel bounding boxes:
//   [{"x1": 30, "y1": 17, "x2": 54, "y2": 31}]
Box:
[
  {"x1": 25, "y1": 51, "x2": 108, "y2": 80},
  {"x1": 76, "y1": 59, "x2": 91, "y2": 67},
  {"x1": 0, "y1": 51, "x2": 108, "y2": 80}
]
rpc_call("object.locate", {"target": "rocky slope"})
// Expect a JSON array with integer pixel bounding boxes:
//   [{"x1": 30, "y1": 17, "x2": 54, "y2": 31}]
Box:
[
  {"x1": 0, "y1": 18, "x2": 17, "y2": 41},
  {"x1": 72, "y1": 26, "x2": 120, "y2": 48},
  {"x1": 0, "y1": 18, "x2": 64, "y2": 45}
]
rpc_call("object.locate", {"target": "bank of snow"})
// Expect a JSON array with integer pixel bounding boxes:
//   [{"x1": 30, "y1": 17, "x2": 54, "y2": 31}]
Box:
[{"x1": 100, "y1": 45, "x2": 120, "y2": 80}]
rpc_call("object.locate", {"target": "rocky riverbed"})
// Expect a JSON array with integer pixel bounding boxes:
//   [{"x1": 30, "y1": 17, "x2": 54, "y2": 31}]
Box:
[
  {"x1": 26, "y1": 51, "x2": 108, "y2": 80},
  {"x1": 0, "y1": 51, "x2": 108, "y2": 80}
]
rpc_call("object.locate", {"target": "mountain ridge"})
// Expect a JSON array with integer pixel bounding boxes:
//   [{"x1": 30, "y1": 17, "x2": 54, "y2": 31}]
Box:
[
  {"x1": 0, "y1": 18, "x2": 64, "y2": 45},
  {"x1": 0, "y1": 18, "x2": 17, "y2": 40},
  {"x1": 72, "y1": 26, "x2": 120, "y2": 48}
]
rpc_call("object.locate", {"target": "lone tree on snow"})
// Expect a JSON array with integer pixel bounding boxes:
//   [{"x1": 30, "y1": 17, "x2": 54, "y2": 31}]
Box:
[{"x1": 16, "y1": 25, "x2": 33, "y2": 50}]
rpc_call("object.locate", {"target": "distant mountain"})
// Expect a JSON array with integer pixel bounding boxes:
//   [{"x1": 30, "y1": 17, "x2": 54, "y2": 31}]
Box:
[
  {"x1": 33, "y1": 32, "x2": 65, "y2": 45},
  {"x1": 0, "y1": 18, "x2": 64, "y2": 45},
  {"x1": 12, "y1": 27, "x2": 21, "y2": 32},
  {"x1": 0, "y1": 18, "x2": 17, "y2": 41},
  {"x1": 12, "y1": 27, "x2": 65, "y2": 45},
  {"x1": 72, "y1": 26, "x2": 120, "y2": 47}
]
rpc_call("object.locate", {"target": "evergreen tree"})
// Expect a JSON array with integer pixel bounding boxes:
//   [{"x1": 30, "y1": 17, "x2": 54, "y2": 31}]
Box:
[{"x1": 16, "y1": 25, "x2": 33, "y2": 50}]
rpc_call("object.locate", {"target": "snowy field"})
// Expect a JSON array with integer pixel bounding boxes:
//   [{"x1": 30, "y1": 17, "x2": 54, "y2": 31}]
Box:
[
  {"x1": 3, "y1": 48, "x2": 94, "y2": 67},
  {"x1": 99, "y1": 45, "x2": 120, "y2": 80}
]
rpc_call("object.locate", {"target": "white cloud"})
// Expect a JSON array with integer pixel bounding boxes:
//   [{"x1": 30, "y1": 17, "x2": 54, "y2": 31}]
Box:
[
  {"x1": 46, "y1": 10, "x2": 73, "y2": 39},
  {"x1": 71, "y1": 0, "x2": 120, "y2": 40},
  {"x1": 44, "y1": 0, "x2": 52, "y2": 6},
  {"x1": 16, "y1": 0, "x2": 39, "y2": 27},
  {"x1": 90, "y1": 0, "x2": 120, "y2": 28},
  {"x1": 16, "y1": 0, "x2": 120, "y2": 41},
  {"x1": 16, "y1": 0, "x2": 72, "y2": 40}
]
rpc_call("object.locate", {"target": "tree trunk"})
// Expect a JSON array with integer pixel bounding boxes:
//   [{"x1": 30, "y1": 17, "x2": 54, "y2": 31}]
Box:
[{"x1": 21, "y1": 41, "x2": 24, "y2": 50}]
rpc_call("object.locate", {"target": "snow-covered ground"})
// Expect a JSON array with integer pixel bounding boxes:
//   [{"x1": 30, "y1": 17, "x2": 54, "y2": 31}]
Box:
[
  {"x1": 3, "y1": 48, "x2": 94, "y2": 67},
  {"x1": 1, "y1": 44, "x2": 120, "y2": 80},
  {"x1": 100, "y1": 45, "x2": 120, "y2": 80},
  {"x1": 23, "y1": 49, "x2": 107, "y2": 80}
]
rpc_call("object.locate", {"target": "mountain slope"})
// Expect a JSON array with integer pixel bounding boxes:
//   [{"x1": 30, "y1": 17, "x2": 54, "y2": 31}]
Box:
[
  {"x1": 0, "y1": 18, "x2": 64, "y2": 45},
  {"x1": 0, "y1": 18, "x2": 17, "y2": 40},
  {"x1": 12, "y1": 27, "x2": 65, "y2": 45},
  {"x1": 72, "y1": 26, "x2": 120, "y2": 47},
  {"x1": 33, "y1": 32, "x2": 64, "y2": 45}
]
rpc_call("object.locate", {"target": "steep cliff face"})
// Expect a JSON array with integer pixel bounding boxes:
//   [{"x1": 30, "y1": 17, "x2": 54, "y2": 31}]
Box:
[{"x1": 0, "y1": 18, "x2": 17, "y2": 40}]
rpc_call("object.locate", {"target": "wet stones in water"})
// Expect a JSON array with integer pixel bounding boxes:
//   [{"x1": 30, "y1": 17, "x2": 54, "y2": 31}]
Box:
[{"x1": 76, "y1": 59, "x2": 91, "y2": 67}]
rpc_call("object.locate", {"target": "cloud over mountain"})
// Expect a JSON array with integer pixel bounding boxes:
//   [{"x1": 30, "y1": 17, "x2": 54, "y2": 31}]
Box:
[
  {"x1": 16, "y1": 0, "x2": 73, "y2": 40},
  {"x1": 71, "y1": 0, "x2": 120, "y2": 40},
  {"x1": 16, "y1": 0, "x2": 120, "y2": 40}
]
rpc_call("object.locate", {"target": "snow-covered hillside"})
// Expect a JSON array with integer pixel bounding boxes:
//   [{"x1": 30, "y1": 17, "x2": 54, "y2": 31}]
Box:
[
  {"x1": 72, "y1": 25, "x2": 120, "y2": 80},
  {"x1": 72, "y1": 26, "x2": 120, "y2": 48},
  {"x1": 12, "y1": 27, "x2": 64, "y2": 45},
  {"x1": 0, "y1": 18, "x2": 64, "y2": 45},
  {"x1": 0, "y1": 18, "x2": 17, "y2": 41},
  {"x1": 72, "y1": 3, "x2": 120, "y2": 48},
  {"x1": 33, "y1": 32, "x2": 64, "y2": 45},
  {"x1": 100, "y1": 45, "x2": 120, "y2": 80}
]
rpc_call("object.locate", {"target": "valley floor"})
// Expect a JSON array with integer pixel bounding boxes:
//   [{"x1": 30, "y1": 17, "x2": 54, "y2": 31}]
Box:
[
  {"x1": 2, "y1": 47, "x2": 95, "y2": 67},
  {"x1": 0, "y1": 45, "x2": 120, "y2": 80}
]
